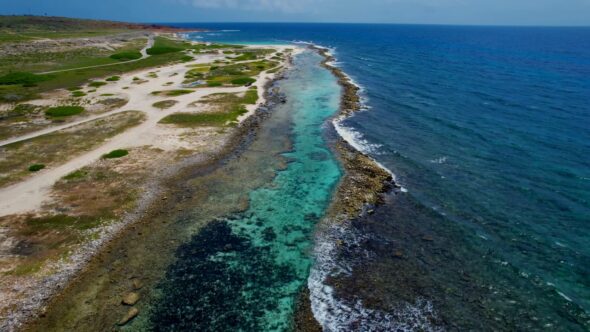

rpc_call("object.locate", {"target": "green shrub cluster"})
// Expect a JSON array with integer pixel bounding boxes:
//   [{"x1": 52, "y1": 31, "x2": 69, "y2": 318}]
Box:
[
  {"x1": 45, "y1": 106, "x2": 84, "y2": 117},
  {"x1": 102, "y1": 149, "x2": 129, "y2": 159},
  {"x1": 0, "y1": 72, "x2": 51, "y2": 85},
  {"x1": 28, "y1": 164, "x2": 45, "y2": 172},
  {"x1": 110, "y1": 51, "x2": 142, "y2": 61}
]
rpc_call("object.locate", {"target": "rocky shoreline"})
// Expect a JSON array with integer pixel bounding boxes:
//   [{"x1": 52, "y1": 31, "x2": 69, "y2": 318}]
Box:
[
  {"x1": 293, "y1": 46, "x2": 398, "y2": 331},
  {"x1": 9, "y1": 58, "x2": 292, "y2": 332}
]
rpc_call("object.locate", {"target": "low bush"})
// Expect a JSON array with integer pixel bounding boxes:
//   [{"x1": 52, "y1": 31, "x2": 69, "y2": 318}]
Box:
[
  {"x1": 45, "y1": 106, "x2": 84, "y2": 117},
  {"x1": 28, "y1": 164, "x2": 45, "y2": 172},
  {"x1": 102, "y1": 149, "x2": 129, "y2": 159},
  {"x1": 147, "y1": 46, "x2": 183, "y2": 55},
  {"x1": 88, "y1": 81, "x2": 107, "y2": 88},
  {"x1": 110, "y1": 51, "x2": 142, "y2": 61},
  {"x1": 231, "y1": 77, "x2": 256, "y2": 86},
  {"x1": 106, "y1": 76, "x2": 120, "y2": 82},
  {"x1": 71, "y1": 91, "x2": 86, "y2": 97},
  {"x1": 153, "y1": 100, "x2": 178, "y2": 109},
  {"x1": 0, "y1": 72, "x2": 52, "y2": 86}
]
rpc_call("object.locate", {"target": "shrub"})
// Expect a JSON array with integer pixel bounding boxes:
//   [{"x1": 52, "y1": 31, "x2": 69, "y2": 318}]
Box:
[
  {"x1": 88, "y1": 81, "x2": 107, "y2": 88},
  {"x1": 71, "y1": 91, "x2": 86, "y2": 97},
  {"x1": 45, "y1": 106, "x2": 84, "y2": 117},
  {"x1": 231, "y1": 77, "x2": 256, "y2": 86},
  {"x1": 207, "y1": 82, "x2": 222, "y2": 87},
  {"x1": 106, "y1": 76, "x2": 120, "y2": 82},
  {"x1": 0, "y1": 72, "x2": 51, "y2": 85},
  {"x1": 151, "y1": 90, "x2": 193, "y2": 97},
  {"x1": 110, "y1": 51, "x2": 142, "y2": 61},
  {"x1": 160, "y1": 109, "x2": 247, "y2": 126},
  {"x1": 153, "y1": 100, "x2": 178, "y2": 109},
  {"x1": 147, "y1": 46, "x2": 183, "y2": 55},
  {"x1": 181, "y1": 55, "x2": 194, "y2": 62},
  {"x1": 102, "y1": 149, "x2": 129, "y2": 159},
  {"x1": 28, "y1": 164, "x2": 45, "y2": 172},
  {"x1": 63, "y1": 169, "x2": 88, "y2": 180}
]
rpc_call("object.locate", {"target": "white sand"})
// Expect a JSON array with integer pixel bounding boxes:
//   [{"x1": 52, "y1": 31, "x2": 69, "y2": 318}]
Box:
[{"x1": 0, "y1": 45, "x2": 299, "y2": 217}]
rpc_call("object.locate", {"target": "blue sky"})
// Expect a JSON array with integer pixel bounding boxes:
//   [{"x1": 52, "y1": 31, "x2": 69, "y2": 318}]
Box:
[{"x1": 1, "y1": 0, "x2": 590, "y2": 26}]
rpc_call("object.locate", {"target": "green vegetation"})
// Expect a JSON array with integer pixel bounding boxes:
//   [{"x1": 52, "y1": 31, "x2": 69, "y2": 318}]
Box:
[
  {"x1": 0, "y1": 16, "x2": 150, "y2": 42},
  {"x1": 0, "y1": 72, "x2": 51, "y2": 85},
  {"x1": 100, "y1": 93, "x2": 115, "y2": 96},
  {"x1": 0, "y1": 111, "x2": 144, "y2": 187},
  {"x1": 146, "y1": 37, "x2": 188, "y2": 55},
  {"x1": 243, "y1": 88, "x2": 259, "y2": 104},
  {"x1": 184, "y1": 60, "x2": 276, "y2": 88},
  {"x1": 63, "y1": 169, "x2": 89, "y2": 180},
  {"x1": 102, "y1": 149, "x2": 129, "y2": 159},
  {"x1": 25, "y1": 214, "x2": 102, "y2": 232},
  {"x1": 105, "y1": 75, "x2": 120, "y2": 82},
  {"x1": 89, "y1": 81, "x2": 107, "y2": 88},
  {"x1": 110, "y1": 51, "x2": 142, "y2": 61},
  {"x1": 45, "y1": 106, "x2": 85, "y2": 117},
  {"x1": 181, "y1": 55, "x2": 194, "y2": 62},
  {"x1": 160, "y1": 111, "x2": 247, "y2": 126},
  {"x1": 28, "y1": 164, "x2": 45, "y2": 172},
  {"x1": 0, "y1": 43, "x2": 190, "y2": 102},
  {"x1": 151, "y1": 89, "x2": 193, "y2": 97},
  {"x1": 153, "y1": 100, "x2": 178, "y2": 109},
  {"x1": 161, "y1": 89, "x2": 257, "y2": 127},
  {"x1": 232, "y1": 52, "x2": 257, "y2": 61},
  {"x1": 231, "y1": 77, "x2": 256, "y2": 86},
  {"x1": 71, "y1": 90, "x2": 86, "y2": 97}
]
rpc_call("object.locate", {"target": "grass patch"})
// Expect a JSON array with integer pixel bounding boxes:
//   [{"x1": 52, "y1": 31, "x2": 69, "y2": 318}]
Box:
[
  {"x1": 0, "y1": 47, "x2": 189, "y2": 103},
  {"x1": 110, "y1": 51, "x2": 142, "y2": 61},
  {"x1": 88, "y1": 81, "x2": 107, "y2": 88},
  {"x1": 146, "y1": 37, "x2": 189, "y2": 55},
  {"x1": 102, "y1": 149, "x2": 129, "y2": 159},
  {"x1": 28, "y1": 164, "x2": 45, "y2": 172},
  {"x1": 0, "y1": 71, "x2": 52, "y2": 85},
  {"x1": 45, "y1": 106, "x2": 84, "y2": 117},
  {"x1": 0, "y1": 111, "x2": 144, "y2": 187},
  {"x1": 151, "y1": 89, "x2": 193, "y2": 97},
  {"x1": 160, "y1": 110, "x2": 247, "y2": 126},
  {"x1": 184, "y1": 60, "x2": 275, "y2": 87},
  {"x1": 71, "y1": 90, "x2": 86, "y2": 97},
  {"x1": 153, "y1": 100, "x2": 178, "y2": 109},
  {"x1": 181, "y1": 55, "x2": 194, "y2": 62},
  {"x1": 63, "y1": 169, "x2": 88, "y2": 180},
  {"x1": 105, "y1": 75, "x2": 120, "y2": 82},
  {"x1": 26, "y1": 214, "x2": 102, "y2": 232},
  {"x1": 231, "y1": 77, "x2": 256, "y2": 86}
]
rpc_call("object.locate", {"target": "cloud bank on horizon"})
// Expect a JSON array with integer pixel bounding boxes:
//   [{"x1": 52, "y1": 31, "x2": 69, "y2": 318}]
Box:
[
  {"x1": 1, "y1": 0, "x2": 589, "y2": 25},
  {"x1": 175, "y1": 0, "x2": 317, "y2": 13}
]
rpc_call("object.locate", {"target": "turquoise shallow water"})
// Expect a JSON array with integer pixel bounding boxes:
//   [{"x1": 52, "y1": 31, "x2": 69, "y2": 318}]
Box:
[
  {"x1": 146, "y1": 51, "x2": 342, "y2": 330},
  {"x1": 171, "y1": 24, "x2": 590, "y2": 330}
]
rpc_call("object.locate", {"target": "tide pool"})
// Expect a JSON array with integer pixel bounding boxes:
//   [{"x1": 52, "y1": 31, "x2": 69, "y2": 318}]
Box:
[{"x1": 145, "y1": 50, "x2": 342, "y2": 330}]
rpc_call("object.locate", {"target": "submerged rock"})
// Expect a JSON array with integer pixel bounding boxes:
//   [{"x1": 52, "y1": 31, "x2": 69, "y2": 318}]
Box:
[
  {"x1": 118, "y1": 307, "x2": 139, "y2": 325},
  {"x1": 122, "y1": 292, "x2": 140, "y2": 305}
]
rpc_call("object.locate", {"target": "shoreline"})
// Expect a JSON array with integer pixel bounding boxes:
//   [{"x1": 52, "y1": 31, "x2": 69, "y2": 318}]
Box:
[
  {"x1": 294, "y1": 45, "x2": 399, "y2": 331},
  {"x1": 1, "y1": 41, "x2": 295, "y2": 331}
]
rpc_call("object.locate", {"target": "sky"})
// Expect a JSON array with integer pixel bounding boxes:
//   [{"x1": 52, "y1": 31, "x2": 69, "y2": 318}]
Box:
[{"x1": 1, "y1": 0, "x2": 590, "y2": 26}]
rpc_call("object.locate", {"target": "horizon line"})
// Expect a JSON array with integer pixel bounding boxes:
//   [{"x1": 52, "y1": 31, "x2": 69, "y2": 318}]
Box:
[{"x1": 1, "y1": 14, "x2": 589, "y2": 28}]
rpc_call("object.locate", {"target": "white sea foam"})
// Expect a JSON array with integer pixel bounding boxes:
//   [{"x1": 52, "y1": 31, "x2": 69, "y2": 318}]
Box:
[
  {"x1": 220, "y1": 29, "x2": 240, "y2": 32},
  {"x1": 308, "y1": 221, "x2": 442, "y2": 331},
  {"x1": 430, "y1": 156, "x2": 448, "y2": 164},
  {"x1": 333, "y1": 117, "x2": 382, "y2": 155}
]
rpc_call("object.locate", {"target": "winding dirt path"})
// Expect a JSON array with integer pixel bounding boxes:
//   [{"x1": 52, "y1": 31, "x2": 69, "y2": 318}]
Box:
[
  {"x1": 38, "y1": 35, "x2": 155, "y2": 75},
  {"x1": 0, "y1": 45, "x2": 293, "y2": 217}
]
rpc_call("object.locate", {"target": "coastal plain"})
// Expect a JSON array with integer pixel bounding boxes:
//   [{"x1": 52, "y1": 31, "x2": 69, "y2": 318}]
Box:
[{"x1": 0, "y1": 16, "x2": 296, "y2": 330}]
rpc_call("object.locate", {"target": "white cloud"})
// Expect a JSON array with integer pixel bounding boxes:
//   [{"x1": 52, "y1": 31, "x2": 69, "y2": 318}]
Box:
[{"x1": 181, "y1": 0, "x2": 318, "y2": 13}]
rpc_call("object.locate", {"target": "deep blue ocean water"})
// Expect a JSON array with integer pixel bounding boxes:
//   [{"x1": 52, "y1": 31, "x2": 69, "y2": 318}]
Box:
[{"x1": 173, "y1": 23, "x2": 590, "y2": 330}]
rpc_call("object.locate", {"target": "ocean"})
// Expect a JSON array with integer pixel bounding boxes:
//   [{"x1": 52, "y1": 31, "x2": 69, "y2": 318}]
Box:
[{"x1": 171, "y1": 23, "x2": 590, "y2": 330}]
